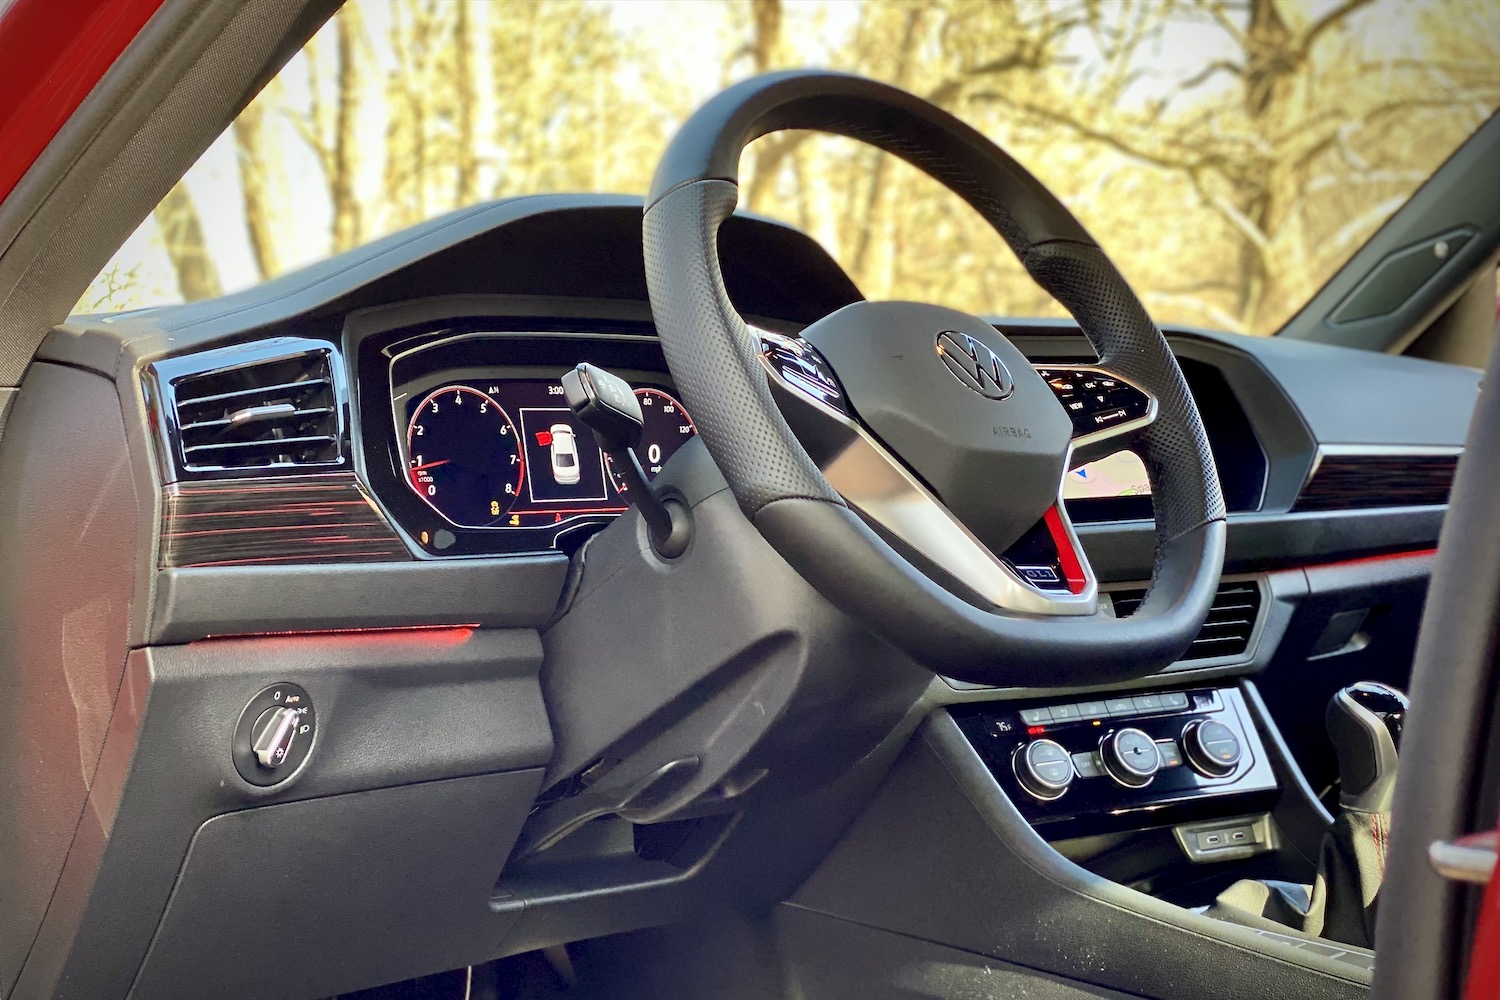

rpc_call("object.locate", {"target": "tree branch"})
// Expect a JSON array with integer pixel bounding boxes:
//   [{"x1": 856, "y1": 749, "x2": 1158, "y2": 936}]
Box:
[{"x1": 1296, "y1": 0, "x2": 1375, "y2": 64}]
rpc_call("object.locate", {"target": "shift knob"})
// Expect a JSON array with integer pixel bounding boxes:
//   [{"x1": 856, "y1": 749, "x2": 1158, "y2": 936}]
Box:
[{"x1": 1326, "y1": 681, "x2": 1407, "y2": 812}]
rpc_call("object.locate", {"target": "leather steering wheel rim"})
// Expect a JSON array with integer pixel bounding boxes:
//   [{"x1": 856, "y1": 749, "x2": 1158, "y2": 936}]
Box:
[{"x1": 643, "y1": 70, "x2": 1226, "y2": 686}]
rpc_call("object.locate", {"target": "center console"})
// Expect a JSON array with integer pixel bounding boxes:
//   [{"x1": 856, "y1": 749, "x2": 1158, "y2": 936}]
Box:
[{"x1": 951, "y1": 686, "x2": 1278, "y2": 843}]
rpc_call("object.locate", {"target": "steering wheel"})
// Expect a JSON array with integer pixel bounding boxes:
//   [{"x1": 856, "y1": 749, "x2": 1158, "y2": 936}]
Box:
[{"x1": 643, "y1": 71, "x2": 1225, "y2": 687}]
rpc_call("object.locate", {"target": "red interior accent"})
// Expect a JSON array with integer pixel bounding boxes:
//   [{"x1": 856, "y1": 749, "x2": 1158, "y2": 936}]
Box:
[
  {"x1": 0, "y1": 0, "x2": 164, "y2": 204},
  {"x1": 1464, "y1": 826, "x2": 1500, "y2": 999},
  {"x1": 197, "y1": 625, "x2": 479, "y2": 645},
  {"x1": 1303, "y1": 548, "x2": 1439, "y2": 572},
  {"x1": 1043, "y1": 506, "x2": 1087, "y2": 594}
]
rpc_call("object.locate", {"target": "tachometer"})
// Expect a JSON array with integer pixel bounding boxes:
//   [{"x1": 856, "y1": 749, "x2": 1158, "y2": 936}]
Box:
[
  {"x1": 406, "y1": 385, "x2": 524, "y2": 527},
  {"x1": 607, "y1": 387, "x2": 696, "y2": 494}
]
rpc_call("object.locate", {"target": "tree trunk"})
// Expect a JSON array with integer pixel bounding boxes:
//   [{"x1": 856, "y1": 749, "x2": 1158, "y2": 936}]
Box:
[
  {"x1": 1232, "y1": 0, "x2": 1295, "y2": 328},
  {"x1": 453, "y1": 2, "x2": 480, "y2": 206},
  {"x1": 153, "y1": 183, "x2": 222, "y2": 302},
  {"x1": 233, "y1": 101, "x2": 280, "y2": 281},
  {"x1": 331, "y1": 5, "x2": 363, "y2": 254}
]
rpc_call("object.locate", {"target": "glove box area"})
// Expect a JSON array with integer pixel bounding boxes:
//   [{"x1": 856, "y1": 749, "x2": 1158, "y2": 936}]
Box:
[{"x1": 130, "y1": 770, "x2": 541, "y2": 999}]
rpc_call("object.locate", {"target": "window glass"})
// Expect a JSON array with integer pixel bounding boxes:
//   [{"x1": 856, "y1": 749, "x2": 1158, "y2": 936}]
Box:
[{"x1": 79, "y1": 0, "x2": 1500, "y2": 335}]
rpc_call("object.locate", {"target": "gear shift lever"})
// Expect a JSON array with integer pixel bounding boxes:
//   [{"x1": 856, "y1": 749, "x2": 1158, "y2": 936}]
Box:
[
  {"x1": 1326, "y1": 681, "x2": 1406, "y2": 812},
  {"x1": 1206, "y1": 681, "x2": 1406, "y2": 949}
]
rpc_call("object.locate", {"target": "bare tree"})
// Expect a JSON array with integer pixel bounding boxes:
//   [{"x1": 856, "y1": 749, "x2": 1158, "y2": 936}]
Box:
[
  {"x1": 966, "y1": 0, "x2": 1498, "y2": 331},
  {"x1": 233, "y1": 92, "x2": 282, "y2": 281},
  {"x1": 292, "y1": 2, "x2": 367, "y2": 252}
]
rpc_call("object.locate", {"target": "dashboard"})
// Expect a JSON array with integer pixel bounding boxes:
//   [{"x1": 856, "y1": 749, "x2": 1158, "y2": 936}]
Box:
[
  {"x1": 48, "y1": 195, "x2": 1473, "y2": 603},
  {"x1": 10, "y1": 195, "x2": 1481, "y2": 1000}
]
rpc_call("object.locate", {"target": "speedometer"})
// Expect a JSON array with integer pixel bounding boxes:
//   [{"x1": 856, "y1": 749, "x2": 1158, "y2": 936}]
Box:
[
  {"x1": 406, "y1": 385, "x2": 524, "y2": 527},
  {"x1": 607, "y1": 387, "x2": 697, "y2": 494}
]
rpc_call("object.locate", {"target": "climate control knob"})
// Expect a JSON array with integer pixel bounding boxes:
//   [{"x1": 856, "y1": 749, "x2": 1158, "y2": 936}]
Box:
[
  {"x1": 1013, "y1": 739, "x2": 1075, "y2": 800},
  {"x1": 1183, "y1": 720, "x2": 1242, "y2": 777},
  {"x1": 1100, "y1": 727, "x2": 1161, "y2": 788}
]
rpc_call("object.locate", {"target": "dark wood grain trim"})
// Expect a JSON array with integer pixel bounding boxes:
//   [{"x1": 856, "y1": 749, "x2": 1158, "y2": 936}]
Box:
[
  {"x1": 161, "y1": 474, "x2": 413, "y2": 568},
  {"x1": 1291, "y1": 453, "x2": 1459, "y2": 513}
]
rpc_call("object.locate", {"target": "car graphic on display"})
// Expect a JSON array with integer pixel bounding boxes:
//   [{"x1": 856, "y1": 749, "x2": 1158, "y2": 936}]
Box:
[{"x1": 549, "y1": 423, "x2": 580, "y2": 485}]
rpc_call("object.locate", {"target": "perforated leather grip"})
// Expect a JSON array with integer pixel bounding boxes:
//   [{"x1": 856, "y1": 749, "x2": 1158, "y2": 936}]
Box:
[
  {"x1": 1024, "y1": 242, "x2": 1226, "y2": 542},
  {"x1": 644, "y1": 179, "x2": 841, "y2": 515}
]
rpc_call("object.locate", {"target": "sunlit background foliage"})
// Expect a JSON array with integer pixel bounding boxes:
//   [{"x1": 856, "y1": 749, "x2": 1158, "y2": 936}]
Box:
[{"x1": 81, "y1": 0, "x2": 1500, "y2": 335}]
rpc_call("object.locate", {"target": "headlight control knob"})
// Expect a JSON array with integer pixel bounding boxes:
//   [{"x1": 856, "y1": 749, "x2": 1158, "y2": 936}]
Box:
[
  {"x1": 1182, "y1": 719, "x2": 1242, "y2": 777},
  {"x1": 1100, "y1": 727, "x2": 1161, "y2": 788},
  {"x1": 1013, "y1": 739, "x2": 1075, "y2": 800},
  {"x1": 251, "y1": 706, "x2": 300, "y2": 769},
  {"x1": 232, "y1": 683, "x2": 316, "y2": 786}
]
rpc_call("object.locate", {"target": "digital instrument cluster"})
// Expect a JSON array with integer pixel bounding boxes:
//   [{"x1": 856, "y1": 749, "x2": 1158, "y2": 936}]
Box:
[
  {"x1": 356, "y1": 329, "x2": 699, "y2": 558},
  {"x1": 402, "y1": 377, "x2": 695, "y2": 531}
]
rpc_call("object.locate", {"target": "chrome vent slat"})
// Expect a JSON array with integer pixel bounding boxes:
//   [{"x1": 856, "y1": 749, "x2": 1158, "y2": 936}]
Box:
[
  {"x1": 183, "y1": 435, "x2": 340, "y2": 457},
  {"x1": 171, "y1": 350, "x2": 343, "y2": 473},
  {"x1": 180, "y1": 406, "x2": 336, "y2": 434},
  {"x1": 1111, "y1": 581, "x2": 1262, "y2": 661},
  {"x1": 174, "y1": 377, "x2": 332, "y2": 410}
]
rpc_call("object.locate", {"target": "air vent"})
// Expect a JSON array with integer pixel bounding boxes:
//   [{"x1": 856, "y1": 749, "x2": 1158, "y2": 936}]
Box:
[
  {"x1": 1110, "y1": 580, "x2": 1261, "y2": 661},
  {"x1": 171, "y1": 350, "x2": 342, "y2": 473}
]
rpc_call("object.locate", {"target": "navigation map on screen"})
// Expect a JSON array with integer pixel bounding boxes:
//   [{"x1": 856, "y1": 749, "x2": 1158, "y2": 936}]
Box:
[{"x1": 1063, "y1": 451, "x2": 1151, "y2": 500}]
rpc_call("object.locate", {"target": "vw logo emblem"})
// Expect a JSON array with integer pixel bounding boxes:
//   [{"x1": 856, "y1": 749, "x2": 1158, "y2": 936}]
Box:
[{"x1": 935, "y1": 331, "x2": 1015, "y2": 400}]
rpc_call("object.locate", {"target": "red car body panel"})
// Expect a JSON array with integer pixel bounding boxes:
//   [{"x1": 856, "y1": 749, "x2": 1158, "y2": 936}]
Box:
[{"x1": 0, "y1": 0, "x2": 162, "y2": 204}]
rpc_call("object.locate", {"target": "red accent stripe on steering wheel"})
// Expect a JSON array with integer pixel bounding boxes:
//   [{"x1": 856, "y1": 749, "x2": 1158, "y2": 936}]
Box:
[{"x1": 1043, "y1": 506, "x2": 1087, "y2": 595}]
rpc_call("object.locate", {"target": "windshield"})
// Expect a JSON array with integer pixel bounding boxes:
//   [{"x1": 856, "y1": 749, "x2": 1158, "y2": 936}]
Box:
[{"x1": 79, "y1": 0, "x2": 1500, "y2": 335}]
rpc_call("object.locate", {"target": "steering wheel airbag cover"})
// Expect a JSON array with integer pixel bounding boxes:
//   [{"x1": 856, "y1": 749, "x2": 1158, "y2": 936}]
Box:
[{"x1": 799, "y1": 300, "x2": 1072, "y2": 556}]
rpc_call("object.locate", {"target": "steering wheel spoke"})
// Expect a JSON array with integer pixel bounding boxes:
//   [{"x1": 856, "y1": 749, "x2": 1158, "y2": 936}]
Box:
[{"x1": 757, "y1": 329, "x2": 1097, "y2": 616}]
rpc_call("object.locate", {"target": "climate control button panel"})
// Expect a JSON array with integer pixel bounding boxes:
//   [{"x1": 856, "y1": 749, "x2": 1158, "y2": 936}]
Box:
[{"x1": 953, "y1": 686, "x2": 1278, "y2": 839}]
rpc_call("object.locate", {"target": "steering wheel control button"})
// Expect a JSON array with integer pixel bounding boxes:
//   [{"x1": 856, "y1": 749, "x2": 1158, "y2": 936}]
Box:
[
  {"x1": 1101, "y1": 727, "x2": 1162, "y2": 788},
  {"x1": 1183, "y1": 720, "x2": 1243, "y2": 777},
  {"x1": 232, "y1": 683, "x2": 316, "y2": 787},
  {"x1": 757, "y1": 332, "x2": 848, "y2": 414},
  {"x1": 250, "y1": 707, "x2": 299, "y2": 769},
  {"x1": 1016, "y1": 565, "x2": 1061, "y2": 585},
  {"x1": 1035, "y1": 365, "x2": 1153, "y2": 438},
  {"x1": 1014, "y1": 739, "x2": 1074, "y2": 800}
]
